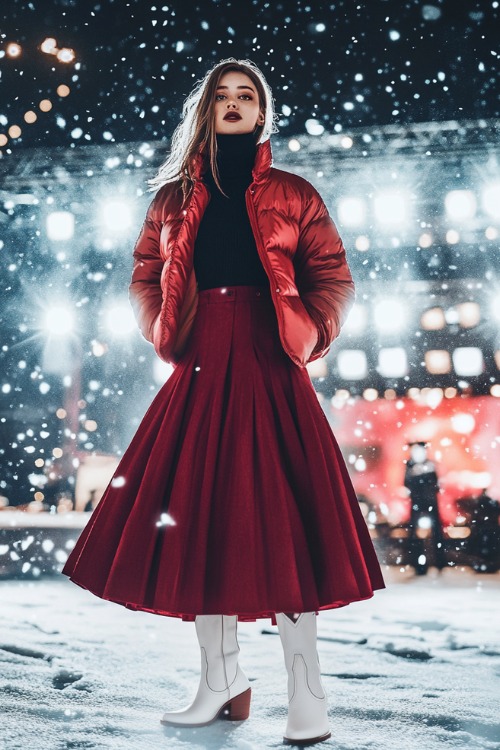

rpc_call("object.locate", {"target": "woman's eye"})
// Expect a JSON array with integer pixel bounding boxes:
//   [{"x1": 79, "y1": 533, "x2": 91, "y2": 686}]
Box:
[{"x1": 216, "y1": 94, "x2": 251, "y2": 100}]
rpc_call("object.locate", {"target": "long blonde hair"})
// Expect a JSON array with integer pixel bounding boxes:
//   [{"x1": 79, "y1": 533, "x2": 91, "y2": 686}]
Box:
[{"x1": 146, "y1": 58, "x2": 280, "y2": 204}]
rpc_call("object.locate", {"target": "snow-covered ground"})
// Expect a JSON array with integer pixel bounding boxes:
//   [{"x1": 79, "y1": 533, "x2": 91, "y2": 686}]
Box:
[{"x1": 1, "y1": 566, "x2": 499, "y2": 750}]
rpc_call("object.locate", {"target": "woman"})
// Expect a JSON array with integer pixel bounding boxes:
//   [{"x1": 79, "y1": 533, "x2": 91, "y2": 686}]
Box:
[{"x1": 62, "y1": 58, "x2": 386, "y2": 746}]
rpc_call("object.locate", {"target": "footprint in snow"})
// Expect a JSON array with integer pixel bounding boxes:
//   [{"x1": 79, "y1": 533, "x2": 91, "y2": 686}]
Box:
[{"x1": 52, "y1": 668, "x2": 84, "y2": 689}]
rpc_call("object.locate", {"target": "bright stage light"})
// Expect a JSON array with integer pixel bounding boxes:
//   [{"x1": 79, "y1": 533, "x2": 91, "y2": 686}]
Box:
[
  {"x1": 445, "y1": 190, "x2": 477, "y2": 221},
  {"x1": 450, "y1": 412, "x2": 476, "y2": 434},
  {"x1": 444, "y1": 307, "x2": 460, "y2": 325},
  {"x1": 373, "y1": 298, "x2": 407, "y2": 333},
  {"x1": 91, "y1": 340, "x2": 107, "y2": 357},
  {"x1": 100, "y1": 199, "x2": 133, "y2": 233},
  {"x1": 452, "y1": 347, "x2": 484, "y2": 376},
  {"x1": 419, "y1": 232, "x2": 433, "y2": 247},
  {"x1": 337, "y1": 197, "x2": 367, "y2": 227},
  {"x1": 446, "y1": 229, "x2": 460, "y2": 244},
  {"x1": 153, "y1": 358, "x2": 174, "y2": 384},
  {"x1": 342, "y1": 303, "x2": 367, "y2": 335},
  {"x1": 104, "y1": 303, "x2": 136, "y2": 336},
  {"x1": 355, "y1": 235, "x2": 370, "y2": 251},
  {"x1": 373, "y1": 190, "x2": 410, "y2": 227},
  {"x1": 44, "y1": 306, "x2": 74, "y2": 336},
  {"x1": 417, "y1": 516, "x2": 432, "y2": 530},
  {"x1": 46, "y1": 211, "x2": 75, "y2": 241},
  {"x1": 377, "y1": 347, "x2": 408, "y2": 378},
  {"x1": 492, "y1": 297, "x2": 500, "y2": 322},
  {"x1": 482, "y1": 182, "x2": 500, "y2": 219},
  {"x1": 337, "y1": 349, "x2": 368, "y2": 380}
]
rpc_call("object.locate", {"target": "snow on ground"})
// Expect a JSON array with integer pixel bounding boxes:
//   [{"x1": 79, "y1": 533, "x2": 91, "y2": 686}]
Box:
[{"x1": 1, "y1": 566, "x2": 500, "y2": 750}]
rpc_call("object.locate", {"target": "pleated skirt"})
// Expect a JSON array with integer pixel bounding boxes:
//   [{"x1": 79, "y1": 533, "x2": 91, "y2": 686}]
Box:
[{"x1": 62, "y1": 284, "x2": 386, "y2": 625}]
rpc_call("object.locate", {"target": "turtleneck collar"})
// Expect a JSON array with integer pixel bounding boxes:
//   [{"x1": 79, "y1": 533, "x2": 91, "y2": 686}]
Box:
[
  {"x1": 211, "y1": 131, "x2": 257, "y2": 180},
  {"x1": 191, "y1": 135, "x2": 272, "y2": 185}
]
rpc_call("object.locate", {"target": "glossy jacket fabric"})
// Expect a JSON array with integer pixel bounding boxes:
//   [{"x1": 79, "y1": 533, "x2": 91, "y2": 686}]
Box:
[{"x1": 129, "y1": 137, "x2": 356, "y2": 368}]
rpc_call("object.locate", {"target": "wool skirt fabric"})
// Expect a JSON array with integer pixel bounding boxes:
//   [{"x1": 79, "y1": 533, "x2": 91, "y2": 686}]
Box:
[{"x1": 62, "y1": 284, "x2": 386, "y2": 626}]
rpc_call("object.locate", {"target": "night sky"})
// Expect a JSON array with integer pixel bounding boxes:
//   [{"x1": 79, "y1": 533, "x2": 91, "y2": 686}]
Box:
[{"x1": 1, "y1": 0, "x2": 498, "y2": 152}]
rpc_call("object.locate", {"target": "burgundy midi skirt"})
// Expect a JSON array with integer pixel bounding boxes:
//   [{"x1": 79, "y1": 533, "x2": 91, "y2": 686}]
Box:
[{"x1": 62, "y1": 284, "x2": 386, "y2": 625}]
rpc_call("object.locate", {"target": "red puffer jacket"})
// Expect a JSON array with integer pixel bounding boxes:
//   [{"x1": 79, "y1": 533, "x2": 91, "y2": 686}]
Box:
[{"x1": 129, "y1": 137, "x2": 355, "y2": 368}]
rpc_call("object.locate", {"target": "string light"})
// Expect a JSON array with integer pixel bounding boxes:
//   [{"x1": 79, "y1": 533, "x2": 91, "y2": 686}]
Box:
[
  {"x1": 0, "y1": 38, "x2": 76, "y2": 148},
  {"x1": 6, "y1": 42, "x2": 21, "y2": 57}
]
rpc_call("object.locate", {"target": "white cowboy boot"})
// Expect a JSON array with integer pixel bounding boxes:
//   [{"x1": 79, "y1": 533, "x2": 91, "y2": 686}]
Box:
[
  {"x1": 160, "y1": 614, "x2": 251, "y2": 727},
  {"x1": 276, "y1": 612, "x2": 332, "y2": 745}
]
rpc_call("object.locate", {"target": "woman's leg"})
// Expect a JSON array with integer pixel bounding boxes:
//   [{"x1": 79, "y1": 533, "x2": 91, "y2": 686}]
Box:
[
  {"x1": 276, "y1": 612, "x2": 331, "y2": 745},
  {"x1": 160, "y1": 614, "x2": 251, "y2": 726}
]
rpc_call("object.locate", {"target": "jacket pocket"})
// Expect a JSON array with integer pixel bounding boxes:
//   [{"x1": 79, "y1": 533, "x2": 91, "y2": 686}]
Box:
[{"x1": 279, "y1": 295, "x2": 319, "y2": 366}]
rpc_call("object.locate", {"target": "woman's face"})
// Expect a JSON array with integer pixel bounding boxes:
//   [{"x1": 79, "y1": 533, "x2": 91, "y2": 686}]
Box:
[{"x1": 214, "y1": 71, "x2": 264, "y2": 134}]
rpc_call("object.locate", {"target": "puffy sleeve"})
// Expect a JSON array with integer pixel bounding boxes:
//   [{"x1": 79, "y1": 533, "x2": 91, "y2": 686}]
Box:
[
  {"x1": 128, "y1": 193, "x2": 164, "y2": 343},
  {"x1": 293, "y1": 182, "x2": 356, "y2": 361}
]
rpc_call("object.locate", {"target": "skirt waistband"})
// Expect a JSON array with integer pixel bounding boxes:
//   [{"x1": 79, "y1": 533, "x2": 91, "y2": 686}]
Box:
[{"x1": 197, "y1": 285, "x2": 271, "y2": 304}]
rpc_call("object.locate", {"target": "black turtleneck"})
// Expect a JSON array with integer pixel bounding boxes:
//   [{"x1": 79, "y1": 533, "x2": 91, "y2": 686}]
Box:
[{"x1": 193, "y1": 132, "x2": 269, "y2": 291}]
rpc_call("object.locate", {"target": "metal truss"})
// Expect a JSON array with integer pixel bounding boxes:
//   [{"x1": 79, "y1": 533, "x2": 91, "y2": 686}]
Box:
[{"x1": 0, "y1": 117, "x2": 499, "y2": 197}]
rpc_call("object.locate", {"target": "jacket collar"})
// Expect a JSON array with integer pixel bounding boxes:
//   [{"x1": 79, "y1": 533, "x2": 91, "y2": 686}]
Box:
[{"x1": 191, "y1": 137, "x2": 272, "y2": 185}]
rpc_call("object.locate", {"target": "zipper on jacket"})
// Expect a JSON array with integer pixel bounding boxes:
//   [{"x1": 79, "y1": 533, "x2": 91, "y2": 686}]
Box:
[{"x1": 245, "y1": 184, "x2": 301, "y2": 367}]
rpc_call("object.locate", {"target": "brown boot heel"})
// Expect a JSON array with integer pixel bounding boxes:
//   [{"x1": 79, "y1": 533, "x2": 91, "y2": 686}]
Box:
[{"x1": 219, "y1": 687, "x2": 252, "y2": 721}]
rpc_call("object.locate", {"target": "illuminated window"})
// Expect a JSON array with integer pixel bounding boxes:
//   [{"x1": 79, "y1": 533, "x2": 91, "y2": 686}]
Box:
[
  {"x1": 452, "y1": 347, "x2": 484, "y2": 376},
  {"x1": 337, "y1": 349, "x2": 368, "y2": 380},
  {"x1": 421, "y1": 307, "x2": 446, "y2": 330},
  {"x1": 425, "y1": 350, "x2": 451, "y2": 374},
  {"x1": 377, "y1": 347, "x2": 408, "y2": 377},
  {"x1": 456, "y1": 302, "x2": 480, "y2": 328}
]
